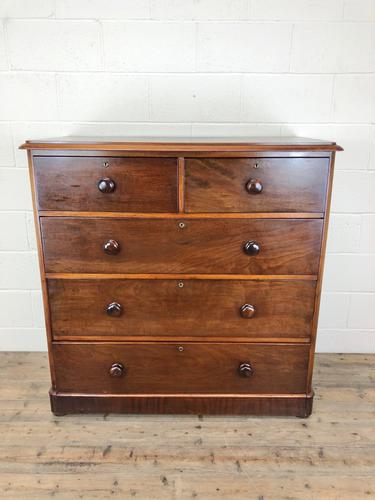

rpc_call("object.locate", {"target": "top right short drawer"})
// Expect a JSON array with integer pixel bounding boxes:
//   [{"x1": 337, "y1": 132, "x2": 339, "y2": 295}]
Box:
[{"x1": 185, "y1": 158, "x2": 329, "y2": 213}]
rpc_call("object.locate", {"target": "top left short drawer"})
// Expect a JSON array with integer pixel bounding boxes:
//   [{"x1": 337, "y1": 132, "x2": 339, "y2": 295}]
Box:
[{"x1": 33, "y1": 156, "x2": 178, "y2": 212}]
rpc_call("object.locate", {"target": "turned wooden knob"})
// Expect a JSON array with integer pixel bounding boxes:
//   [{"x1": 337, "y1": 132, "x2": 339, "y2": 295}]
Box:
[
  {"x1": 106, "y1": 302, "x2": 123, "y2": 317},
  {"x1": 244, "y1": 240, "x2": 260, "y2": 256},
  {"x1": 109, "y1": 363, "x2": 125, "y2": 377},
  {"x1": 238, "y1": 362, "x2": 253, "y2": 378},
  {"x1": 103, "y1": 239, "x2": 120, "y2": 255},
  {"x1": 98, "y1": 177, "x2": 115, "y2": 193},
  {"x1": 246, "y1": 178, "x2": 263, "y2": 194},
  {"x1": 240, "y1": 304, "x2": 256, "y2": 319}
]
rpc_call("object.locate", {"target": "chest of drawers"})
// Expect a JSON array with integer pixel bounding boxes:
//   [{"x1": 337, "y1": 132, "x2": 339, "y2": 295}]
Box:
[{"x1": 21, "y1": 136, "x2": 342, "y2": 417}]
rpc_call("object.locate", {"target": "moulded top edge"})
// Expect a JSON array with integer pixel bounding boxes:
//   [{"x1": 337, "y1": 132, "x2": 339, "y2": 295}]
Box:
[{"x1": 19, "y1": 136, "x2": 343, "y2": 152}]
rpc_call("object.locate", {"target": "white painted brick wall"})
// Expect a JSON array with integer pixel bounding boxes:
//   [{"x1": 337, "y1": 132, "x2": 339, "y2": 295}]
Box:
[
  {"x1": 242, "y1": 74, "x2": 333, "y2": 122},
  {"x1": 57, "y1": 0, "x2": 151, "y2": 20},
  {"x1": 150, "y1": 74, "x2": 242, "y2": 121},
  {"x1": 6, "y1": 19, "x2": 102, "y2": 71},
  {"x1": 0, "y1": 1, "x2": 55, "y2": 18},
  {"x1": 0, "y1": 73, "x2": 58, "y2": 120},
  {"x1": 291, "y1": 23, "x2": 375, "y2": 73},
  {"x1": 0, "y1": 22, "x2": 7, "y2": 70},
  {"x1": 149, "y1": 0, "x2": 250, "y2": 20},
  {"x1": 251, "y1": 0, "x2": 344, "y2": 21},
  {"x1": 103, "y1": 22, "x2": 196, "y2": 72},
  {"x1": 196, "y1": 23, "x2": 292, "y2": 72},
  {"x1": 333, "y1": 74, "x2": 375, "y2": 123},
  {"x1": 0, "y1": 0, "x2": 374, "y2": 352},
  {"x1": 0, "y1": 124, "x2": 14, "y2": 165},
  {"x1": 343, "y1": 0, "x2": 375, "y2": 21},
  {"x1": 57, "y1": 74, "x2": 149, "y2": 121}
]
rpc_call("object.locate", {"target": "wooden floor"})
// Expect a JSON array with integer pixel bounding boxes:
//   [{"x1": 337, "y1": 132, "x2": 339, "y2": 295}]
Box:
[{"x1": 0, "y1": 353, "x2": 374, "y2": 499}]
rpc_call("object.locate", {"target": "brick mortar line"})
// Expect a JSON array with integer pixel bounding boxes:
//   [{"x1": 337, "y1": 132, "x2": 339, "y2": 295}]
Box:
[
  {"x1": 4, "y1": 19, "x2": 375, "y2": 23},
  {"x1": 1, "y1": 70, "x2": 375, "y2": 75}
]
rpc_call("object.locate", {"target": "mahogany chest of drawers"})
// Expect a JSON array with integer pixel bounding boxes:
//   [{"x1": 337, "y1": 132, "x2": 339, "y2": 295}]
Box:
[{"x1": 21, "y1": 136, "x2": 342, "y2": 417}]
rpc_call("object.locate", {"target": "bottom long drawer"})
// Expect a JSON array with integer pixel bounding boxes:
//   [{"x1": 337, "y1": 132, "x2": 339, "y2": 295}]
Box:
[{"x1": 53, "y1": 342, "x2": 309, "y2": 395}]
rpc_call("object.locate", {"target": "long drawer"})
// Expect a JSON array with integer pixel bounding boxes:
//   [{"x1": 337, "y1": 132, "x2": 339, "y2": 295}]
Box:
[
  {"x1": 185, "y1": 158, "x2": 329, "y2": 213},
  {"x1": 34, "y1": 156, "x2": 178, "y2": 212},
  {"x1": 41, "y1": 218, "x2": 323, "y2": 275},
  {"x1": 48, "y1": 279, "x2": 316, "y2": 339},
  {"x1": 53, "y1": 342, "x2": 310, "y2": 394}
]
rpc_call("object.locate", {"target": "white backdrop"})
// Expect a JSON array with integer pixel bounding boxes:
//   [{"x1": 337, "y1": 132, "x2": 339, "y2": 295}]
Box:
[{"x1": 0, "y1": 0, "x2": 374, "y2": 352}]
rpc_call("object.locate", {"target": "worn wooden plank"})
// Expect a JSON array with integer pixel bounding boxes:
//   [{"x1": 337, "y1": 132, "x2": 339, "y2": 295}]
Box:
[
  {"x1": 0, "y1": 442, "x2": 374, "y2": 473},
  {"x1": 0, "y1": 473, "x2": 373, "y2": 499},
  {"x1": 2, "y1": 419, "x2": 375, "y2": 449}
]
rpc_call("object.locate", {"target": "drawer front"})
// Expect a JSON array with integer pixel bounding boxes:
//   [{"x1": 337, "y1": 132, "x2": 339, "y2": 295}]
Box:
[
  {"x1": 34, "y1": 157, "x2": 178, "y2": 212},
  {"x1": 48, "y1": 279, "x2": 316, "y2": 339},
  {"x1": 185, "y1": 158, "x2": 329, "y2": 213},
  {"x1": 41, "y1": 218, "x2": 323, "y2": 275},
  {"x1": 53, "y1": 342, "x2": 309, "y2": 394}
]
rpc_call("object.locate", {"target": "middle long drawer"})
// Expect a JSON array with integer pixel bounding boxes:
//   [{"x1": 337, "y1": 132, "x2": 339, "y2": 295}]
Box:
[
  {"x1": 41, "y1": 218, "x2": 323, "y2": 275},
  {"x1": 48, "y1": 279, "x2": 316, "y2": 340}
]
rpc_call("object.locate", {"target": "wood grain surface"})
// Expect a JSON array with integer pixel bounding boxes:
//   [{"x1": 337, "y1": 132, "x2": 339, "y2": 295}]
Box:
[
  {"x1": 34, "y1": 156, "x2": 178, "y2": 212},
  {"x1": 52, "y1": 342, "x2": 309, "y2": 394},
  {"x1": 185, "y1": 158, "x2": 329, "y2": 213},
  {"x1": 41, "y1": 217, "x2": 323, "y2": 275},
  {"x1": 48, "y1": 279, "x2": 316, "y2": 339},
  {"x1": 20, "y1": 135, "x2": 343, "y2": 152}
]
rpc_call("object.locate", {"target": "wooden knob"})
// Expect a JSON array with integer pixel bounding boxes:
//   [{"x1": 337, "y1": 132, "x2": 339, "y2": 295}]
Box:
[
  {"x1": 240, "y1": 304, "x2": 256, "y2": 319},
  {"x1": 103, "y1": 239, "x2": 120, "y2": 255},
  {"x1": 246, "y1": 178, "x2": 263, "y2": 194},
  {"x1": 238, "y1": 362, "x2": 253, "y2": 378},
  {"x1": 109, "y1": 363, "x2": 125, "y2": 378},
  {"x1": 244, "y1": 240, "x2": 260, "y2": 256},
  {"x1": 98, "y1": 178, "x2": 115, "y2": 193},
  {"x1": 106, "y1": 302, "x2": 123, "y2": 317}
]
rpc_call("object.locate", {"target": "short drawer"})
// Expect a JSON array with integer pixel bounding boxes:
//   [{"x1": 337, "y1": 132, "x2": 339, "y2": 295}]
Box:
[
  {"x1": 41, "y1": 218, "x2": 323, "y2": 275},
  {"x1": 48, "y1": 279, "x2": 316, "y2": 339},
  {"x1": 33, "y1": 156, "x2": 178, "y2": 212},
  {"x1": 53, "y1": 342, "x2": 310, "y2": 394},
  {"x1": 185, "y1": 158, "x2": 329, "y2": 213}
]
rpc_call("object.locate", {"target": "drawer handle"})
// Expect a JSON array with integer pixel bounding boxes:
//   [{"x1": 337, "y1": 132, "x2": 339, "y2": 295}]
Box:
[
  {"x1": 240, "y1": 304, "x2": 256, "y2": 319},
  {"x1": 238, "y1": 362, "x2": 253, "y2": 378},
  {"x1": 246, "y1": 178, "x2": 263, "y2": 194},
  {"x1": 106, "y1": 302, "x2": 123, "y2": 317},
  {"x1": 109, "y1": 363, "x2": 125, "y2": 378},
  {"x1": 244, "y1": 240, "x2": 260, "y2": 256},
  {"x1": 98, "y1": 177, "x2": 116, "y2": 193},
  {"x1": 103, "y1": 239, "x2": 120, "y2": 255}
]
